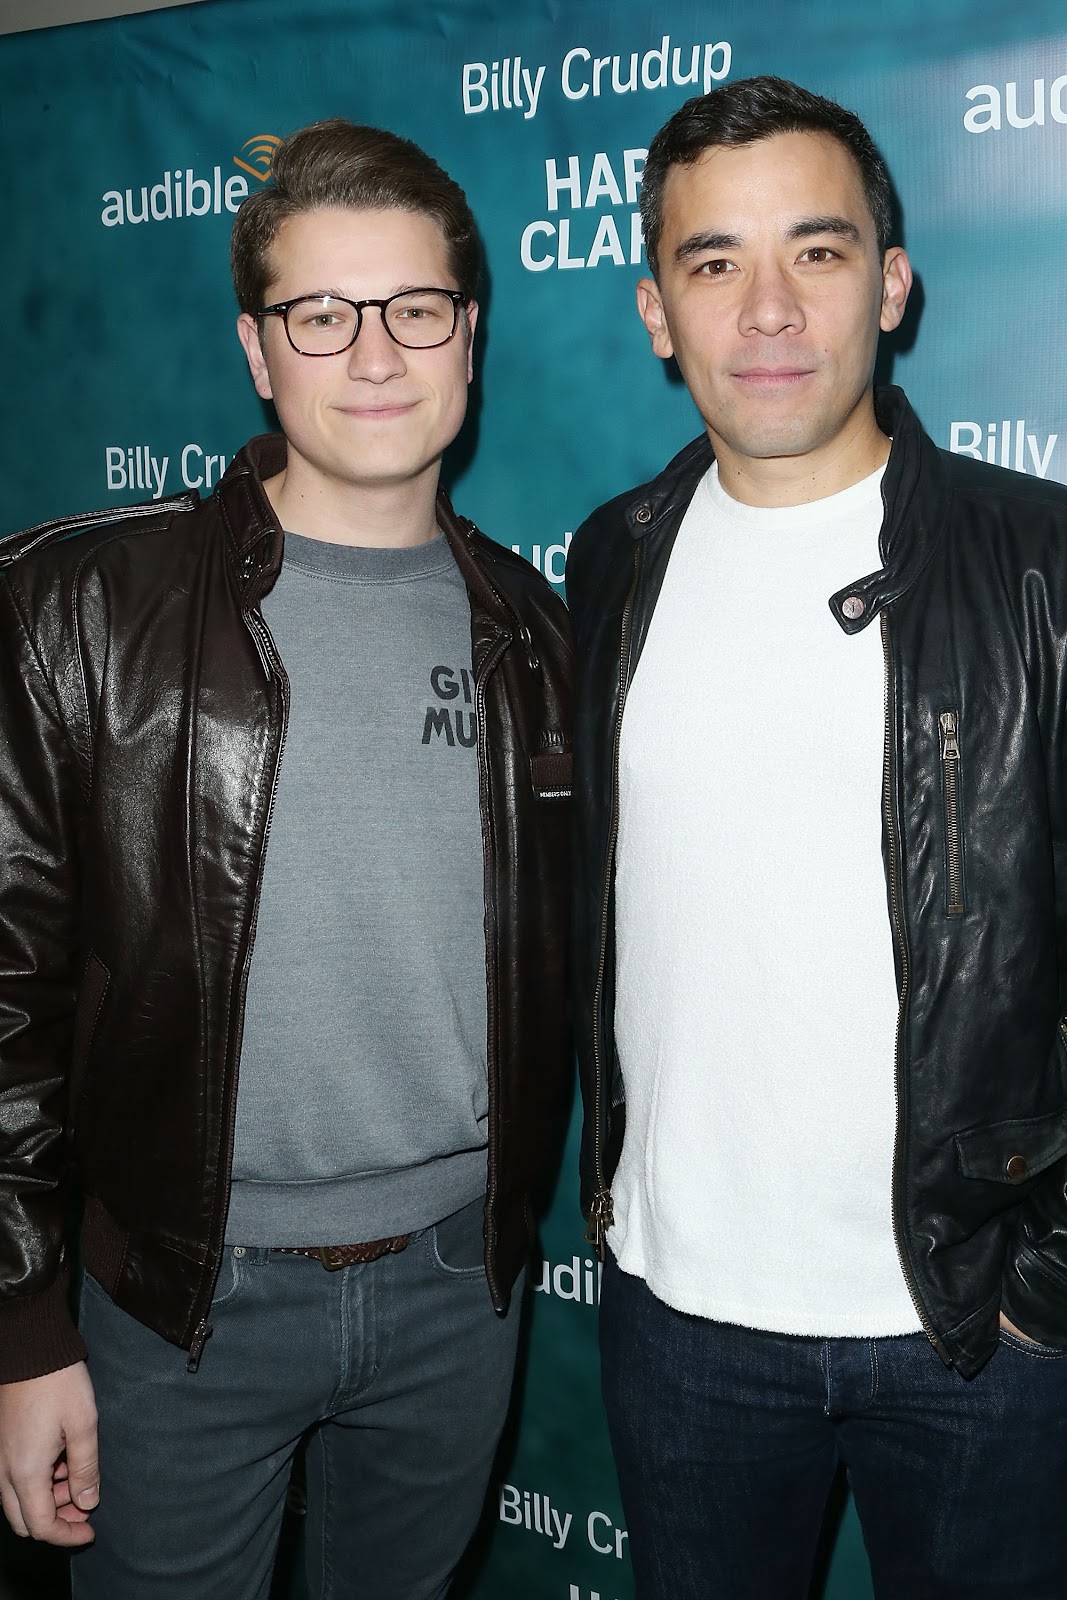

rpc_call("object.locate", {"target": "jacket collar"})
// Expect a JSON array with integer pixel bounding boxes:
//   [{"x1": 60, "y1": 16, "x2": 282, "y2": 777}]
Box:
[
  {"x1": 619, "y1": 386, "x2": 949, "y2": 635},
  {"x1": 214, "y1": 433, "x2": 513, "y2": 629},
  {"x1": 622, "y1": 432, "x2": 712, "y2": 541},
  {"x1": 436, "y1": 494, "x2": 516, "y2": 634},
  {"x1": 216, "y1": 434, "x2": 286, "y2": 600},
  {"x1": 828, "y1": 385, "x2": 950, "y2": 635}
]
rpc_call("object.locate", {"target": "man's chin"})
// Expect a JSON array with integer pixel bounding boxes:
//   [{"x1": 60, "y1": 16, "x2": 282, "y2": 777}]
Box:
[{"x1": 707, "y1": 427, "x2": 825, "y2": 464}]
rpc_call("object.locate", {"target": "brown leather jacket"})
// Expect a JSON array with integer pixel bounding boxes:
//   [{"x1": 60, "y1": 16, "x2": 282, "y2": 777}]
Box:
[{"x1": 0, "y1": 436, "x2": 573, "y2": 1382}]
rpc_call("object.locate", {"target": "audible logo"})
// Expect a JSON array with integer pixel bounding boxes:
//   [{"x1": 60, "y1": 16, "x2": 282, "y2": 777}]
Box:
[
  {"x1": 100, "y1": 133, "x2": 281, "y2": 227},
  {"x1": 233, "y1": 133, "x2": 283, "y2": 181}
]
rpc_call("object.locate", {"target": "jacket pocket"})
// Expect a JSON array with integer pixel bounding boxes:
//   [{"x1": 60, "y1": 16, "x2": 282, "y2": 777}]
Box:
[
  {"x1": 955, "y1": 1107, "x2": 1067, "y2": 1186},
  {"x1": 530, "y1": 748, "x2": 572, "y2": 801},
  {"x1": 938, "y1": 709, "x2": 966, "y2": 916},
  {"x1": 69, "y1": 952, "x2": 110, "y2": 1114}
]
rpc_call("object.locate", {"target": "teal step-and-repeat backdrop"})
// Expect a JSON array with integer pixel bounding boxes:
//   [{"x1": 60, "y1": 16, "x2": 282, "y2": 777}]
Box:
[{"x1": 3, "y1": 3, "x2": 1067, "y2": 1596}]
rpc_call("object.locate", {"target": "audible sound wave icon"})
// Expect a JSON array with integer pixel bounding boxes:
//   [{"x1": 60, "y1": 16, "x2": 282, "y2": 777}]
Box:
[{"x1": 233, "y1": 134, "x2": 282, "y2": 182}]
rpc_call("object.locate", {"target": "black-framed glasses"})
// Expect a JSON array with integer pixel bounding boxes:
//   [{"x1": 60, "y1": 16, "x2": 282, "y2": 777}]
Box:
[{"x1": 257, "y1": 288, "x2": 465, "y2": 356}]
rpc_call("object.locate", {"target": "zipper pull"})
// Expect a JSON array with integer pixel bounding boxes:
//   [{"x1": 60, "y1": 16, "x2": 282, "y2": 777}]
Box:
[
  {"x1": 517, "y1": 623, "x2": 541, "y2": 677},
  {"x1": 939, "y1": 711, "x2": 960, "y2": 761},
  {"x1": 186, "y1": 1318, "x2": 213, "y2": 1373},
  {"x1": 583, "y1": 1190, "x2": 614, "y2": 1261}
]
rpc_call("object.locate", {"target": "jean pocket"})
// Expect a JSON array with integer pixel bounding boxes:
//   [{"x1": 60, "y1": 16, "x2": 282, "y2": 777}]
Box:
[
  {"x1": 998, "y1": 1326, "x2": 1067, "y2": 1359},
  {"x1": 208, "y1": 1247, "x2": 248, "y2": 1313},
  {"x1": 79, "y1": 1270, "x2": 112, "y2": 1307},
  {"x1": 430, "y1": 1197, "x2": 487, "y2": 1279}
]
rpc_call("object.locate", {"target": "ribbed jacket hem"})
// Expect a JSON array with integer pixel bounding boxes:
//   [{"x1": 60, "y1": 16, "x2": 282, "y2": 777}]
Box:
[{"x1": 0, "y1": 1266, "x2": 86, "y2": 1383}]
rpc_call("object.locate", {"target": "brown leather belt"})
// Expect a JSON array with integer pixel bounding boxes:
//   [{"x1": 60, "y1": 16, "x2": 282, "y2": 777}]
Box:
[{"x1": 273, "y1": 1235, "x2": 411, "y2": 1271}]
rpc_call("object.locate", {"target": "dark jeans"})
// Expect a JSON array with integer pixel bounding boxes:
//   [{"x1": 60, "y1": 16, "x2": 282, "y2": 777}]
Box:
[
  {"x1": 71, "y1": 1198, "x2": 522, "y2": 1600},
  {"x1": 600, "y1": 1251, "x2": 1067, "y2": 1599}
]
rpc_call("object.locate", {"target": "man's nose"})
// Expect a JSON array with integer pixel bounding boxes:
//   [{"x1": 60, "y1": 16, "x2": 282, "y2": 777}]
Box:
[
  {"x1": 346, "y1": 307, "x2": 408, "y2": 380},
  {"x1": 738, "y1": 262, "x2": 806, "y2": 338}
]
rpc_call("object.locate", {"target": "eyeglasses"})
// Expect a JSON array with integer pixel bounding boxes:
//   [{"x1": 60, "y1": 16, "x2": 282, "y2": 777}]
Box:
[{"x1": 257, "y1": 288, "x2": 465, "y2": 356}]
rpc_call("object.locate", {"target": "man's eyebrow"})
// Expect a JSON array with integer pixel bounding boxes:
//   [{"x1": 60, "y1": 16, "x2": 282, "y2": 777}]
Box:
[
  {"x1": 785, "y1": 215, "x2": 862, "y2": 243},
  {"x1": 287, "y1": 284, "x2": 431, "y2": 302},
  {"x1": 272, "y1": 288, "x2": 348, "y2": 302},
  {"x1": 672, "y1": 216, "x2": 862, "y2": 264},
  {"x1": 674, "y1": 231, "x2": 742, "y2": 263}
]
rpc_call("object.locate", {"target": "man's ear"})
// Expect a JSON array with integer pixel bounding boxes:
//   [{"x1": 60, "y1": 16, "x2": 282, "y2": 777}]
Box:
[
  {"x1": 236, "y1": 313, "x2": 274, "y2": 402},
  {"x1": 879, "y1": 247, "x2": 913, "y2": 334},
  {"x1": 463, "y1": 300, "x2": 479, "y2": 385},
  {"x1": 636, "y1": 278, "x2": 675, "y2": 360}
]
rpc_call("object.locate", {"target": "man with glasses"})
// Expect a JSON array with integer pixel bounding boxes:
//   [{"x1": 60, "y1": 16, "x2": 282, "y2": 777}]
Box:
[{"x1": 0, "y1": 120, "x2": 572, "y2": 1599}]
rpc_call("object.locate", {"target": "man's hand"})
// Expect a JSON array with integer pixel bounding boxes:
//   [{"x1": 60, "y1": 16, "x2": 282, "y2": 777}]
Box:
[{"x1": 0, "y1": 1363, "x2": 98, "y2": 1545}]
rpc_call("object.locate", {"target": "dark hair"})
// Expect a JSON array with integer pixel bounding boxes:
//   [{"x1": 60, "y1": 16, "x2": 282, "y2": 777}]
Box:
[
  {"x1": 640, "y1": 75, "x2": 894, "y2": 277},
  {"x1": 230, "y1": 119, "x2": 481, "y2": 312}
]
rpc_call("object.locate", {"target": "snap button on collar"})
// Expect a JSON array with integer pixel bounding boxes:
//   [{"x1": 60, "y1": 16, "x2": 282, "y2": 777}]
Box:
[{"x1": 841, "y1": 594, "x2": 865, "y2": 620}]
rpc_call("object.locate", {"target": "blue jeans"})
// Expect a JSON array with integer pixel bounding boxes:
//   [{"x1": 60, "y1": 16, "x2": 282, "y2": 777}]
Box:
[
  {"x1": 600, "y1": 1252, "x2": 1067, "y2": 1599},
  {"x1": 71, "y1": 1198, "x2": 522, "y2": 1600}
]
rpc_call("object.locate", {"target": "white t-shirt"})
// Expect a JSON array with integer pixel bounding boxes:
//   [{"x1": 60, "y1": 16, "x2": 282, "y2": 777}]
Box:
[{"x1": 611, "y1": 461, "x2": 922, "y2": 1336}]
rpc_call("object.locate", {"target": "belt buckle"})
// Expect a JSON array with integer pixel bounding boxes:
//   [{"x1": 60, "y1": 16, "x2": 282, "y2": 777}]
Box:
[{"x1": 318, "y1": 1245, "x2": 346, "y2": 1272}]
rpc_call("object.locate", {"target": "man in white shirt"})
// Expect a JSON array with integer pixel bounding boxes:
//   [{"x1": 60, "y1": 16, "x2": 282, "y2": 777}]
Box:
[{"x1": 568, "y1": 74, "x2": 1067, "y2": 1598}]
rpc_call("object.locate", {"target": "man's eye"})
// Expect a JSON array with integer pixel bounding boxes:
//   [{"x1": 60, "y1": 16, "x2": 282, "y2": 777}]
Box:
[
  {"x1": 800, "y1": 247, "x2": 836, "y2": 264},
  {"x1": 291, "y1": 307, "x2": 342, "y2": 329},
  {"x1": 699, "y1": 259, "x2": 735, "y2": 277}
]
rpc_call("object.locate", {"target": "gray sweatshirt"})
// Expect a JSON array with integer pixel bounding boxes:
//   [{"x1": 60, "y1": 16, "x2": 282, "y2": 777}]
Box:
[{"x1": 225, "y1": 531, "x2": 488, "y2": 1246}]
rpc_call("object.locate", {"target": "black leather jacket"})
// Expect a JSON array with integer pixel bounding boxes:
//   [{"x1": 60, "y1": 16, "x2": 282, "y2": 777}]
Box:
[
  {"x1": 568, "y1": 387, "x2": 1067, "y2": 1379},
  {"x1": 0, "y1": 435, "x2": 573, "y2": 1382}
]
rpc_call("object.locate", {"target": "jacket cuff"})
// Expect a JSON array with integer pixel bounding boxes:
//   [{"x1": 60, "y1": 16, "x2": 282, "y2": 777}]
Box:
[
  {"x1": 0, "y1": 1268, "x2": 87, "y2": 1384},
  {"x1": 1000, "y1": 1243, "x2": 1067, "y2": 1349}
]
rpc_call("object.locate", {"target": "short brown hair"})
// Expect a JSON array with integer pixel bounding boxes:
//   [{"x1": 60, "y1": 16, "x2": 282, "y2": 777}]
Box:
[
  {"x1": 230, "y1": 119, "x2": 481, "y2": 312},
  {"x1": 641, "y1": 76, "x2": 894, "y2": 279}
]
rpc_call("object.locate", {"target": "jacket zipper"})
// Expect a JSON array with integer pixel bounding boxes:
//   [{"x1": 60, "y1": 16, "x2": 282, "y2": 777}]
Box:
[
  {"x1": 585, "y1": 542, "x2": 642, "y2": 1259},
  {"x1": 938, "y1": 710, "x2": 965, "y2": 916},
  {"x1": 188, "y1": 590, "x2": 289, "y2": 1370},
  {"x1": 881, "y1": 613, "x2": 949, "y2": 1360},
  {"x1": 474, "y1": 626, "x2": 513, "y2": 1311}
]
